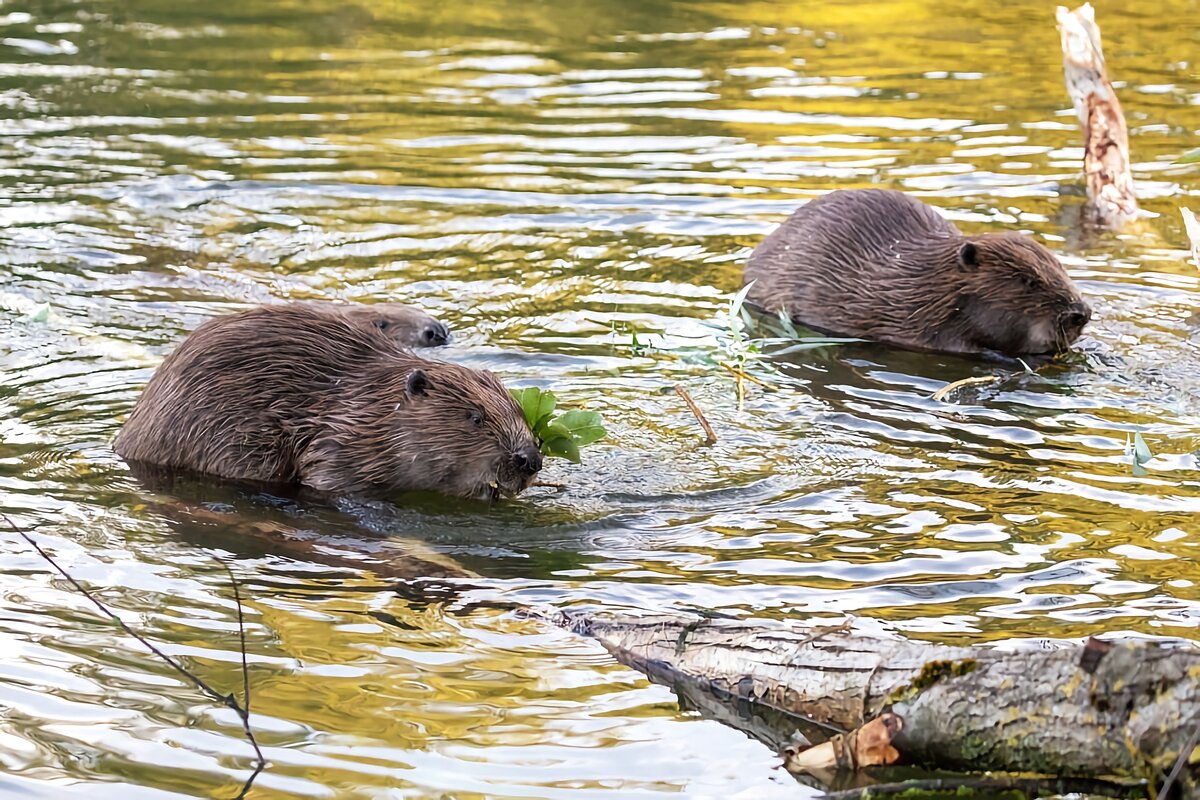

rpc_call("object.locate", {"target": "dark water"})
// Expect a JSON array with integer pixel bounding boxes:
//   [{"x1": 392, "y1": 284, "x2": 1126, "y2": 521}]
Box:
[{"x1": 2, "y1": 0, "x2": 1200, "y2": 796}]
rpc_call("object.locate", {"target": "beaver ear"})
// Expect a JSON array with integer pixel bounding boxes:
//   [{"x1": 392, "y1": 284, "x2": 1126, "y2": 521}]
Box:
[
  {"x1": 406, "y1": 369, "x2": 429, "y2": 397},
  {"x1": 958, "y1": 242, "x2": 979, "y2": 269}
]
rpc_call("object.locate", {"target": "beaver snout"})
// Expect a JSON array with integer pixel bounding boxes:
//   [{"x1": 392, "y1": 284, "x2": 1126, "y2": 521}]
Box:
[
  {"x1": 1059, "y1": 300, "x2": 1092, "y2": 333},
  {"x1": 421, "y1": 320, "x2": 450, "y2": 347},
  {"x1": 512, "y1": 445, "x2": 543, "y2": 477}
]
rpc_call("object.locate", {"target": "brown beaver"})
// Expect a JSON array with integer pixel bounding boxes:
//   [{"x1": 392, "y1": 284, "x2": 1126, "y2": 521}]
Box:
[
  {"x1": 309, "y1": 300, "x2": 450, "y2": 347},
  {"x1": 113, "y1": 304, "x2": 541, "y2": 500},
  {"x1": 743, "y1": 189, "x2": 1092, "y2": 356}
]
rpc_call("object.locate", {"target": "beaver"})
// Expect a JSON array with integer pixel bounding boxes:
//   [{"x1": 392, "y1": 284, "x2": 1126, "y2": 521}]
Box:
[
  {"x1": 309, "y1": 300, "x2": 450, "y2": 347},
  {"x1": 743, "y1": 189, "x2": 1092, "y2": 356},
  {"x1": 113, "y1": 304, "x2": 541, "y2": 500}
]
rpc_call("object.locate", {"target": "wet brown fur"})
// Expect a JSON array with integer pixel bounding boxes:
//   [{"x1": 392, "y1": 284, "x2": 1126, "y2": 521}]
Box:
[
  {"x1": 113, "y1": 304, "x2": 540, "y2": 500},
  {"x1": 744, "y1": 189, "x2": 1092, "y2": 356},
  {"x1": 306, "y1": 300, "x2": 450, "y2": 348}
]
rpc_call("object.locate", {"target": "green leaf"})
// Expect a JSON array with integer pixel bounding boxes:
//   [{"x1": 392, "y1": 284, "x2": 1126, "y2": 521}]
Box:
[
  {"x1": 776, "y1": 309, "x2": 799, "y2": 339},
  {"x1": 554, "y1": 409, "x2": 607, "y2": 447},
  {"x1": 20, "y1": 302, "x2": 50, "y2": 324},
  {"x1": 729, "y1": 281, "x2": 755, "y2": 318},
  {"x1": 511, "y1": 386, "x2": 606, "y2": 463},
  {"x1": 541, "y1": 435, "x2": 581, "y2": 464},
  {"x1": 510, "y1": 387, "x2": 556, "y2": 432},
  {"x1": 531, "y1": 412, "x2": 556, "y2": 435},
  {"x1": 539, "y1": 420, "x2": 572, "y2": 441},
  {"x1": 1178, "y1": 148, "x2": 1200, "y2": 164},
  {"x1": 1133, "y1": 432, "x2": 1152, "y2": 466}
]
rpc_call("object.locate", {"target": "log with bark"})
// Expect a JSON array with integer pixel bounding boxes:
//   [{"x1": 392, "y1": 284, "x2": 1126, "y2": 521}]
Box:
[
  {"x1": 533, "y1": 608, "x2": 1199, "y2": 796},
  {"x1": 1057, "y1": 3, "x2": 1137, "y2": 228}
]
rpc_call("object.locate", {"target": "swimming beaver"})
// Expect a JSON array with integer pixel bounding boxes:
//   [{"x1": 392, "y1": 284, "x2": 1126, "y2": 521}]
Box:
[
  {"x1": 311, "y1": 300, "x2": 450, "y2": 347},
  {"x1": 744, "y1": 189, "x2": 1092, "y2": 356},
  {"x1": 113, "y1": 304, "x2": 541, "y2": 500}
]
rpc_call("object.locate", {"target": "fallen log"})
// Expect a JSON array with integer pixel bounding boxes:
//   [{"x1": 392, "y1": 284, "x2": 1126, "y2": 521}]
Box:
[
  {"x1": 536, "y1": 609, "x2": 1198, "y2": 795},
  {"x1": 1057, "y1": 3, "x2": 1137, "y2": 228}
]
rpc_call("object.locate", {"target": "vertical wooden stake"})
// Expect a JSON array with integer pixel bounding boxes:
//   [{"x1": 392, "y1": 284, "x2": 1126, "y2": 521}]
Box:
[{"x1": 1057, "y1": 3, "x2": 1137, "y2": 227}]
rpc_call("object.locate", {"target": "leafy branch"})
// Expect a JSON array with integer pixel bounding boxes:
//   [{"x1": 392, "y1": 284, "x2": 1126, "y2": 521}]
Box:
[{"x1": 510, "y1": 387, "x2": 606, "y2": 463}]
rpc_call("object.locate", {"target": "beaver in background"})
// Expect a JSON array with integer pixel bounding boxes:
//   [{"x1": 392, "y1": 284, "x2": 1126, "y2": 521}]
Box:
[
  {"x1": 743, "y1": 189, "x2": 1092, "y2": 357},
  {"x1": 113, "y1": 304, "x2": 542, "y2": 501},
  {"x1": 308, "y1": 300, "x2": 450, "y2": 348}
]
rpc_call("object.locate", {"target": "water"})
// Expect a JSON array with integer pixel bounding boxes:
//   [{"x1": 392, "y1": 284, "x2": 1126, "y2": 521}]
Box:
[{"x1": 2, "y1": 0, "x2": 1200, "y2": 796}]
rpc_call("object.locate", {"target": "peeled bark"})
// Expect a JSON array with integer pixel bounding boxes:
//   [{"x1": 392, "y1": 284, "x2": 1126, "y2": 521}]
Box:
[
  {"x1": 1057, "y1": 3, "x2": 1137, "y2": 227},
  {"x1": 540, "y1": 609, "x2": 1200, "y2": 793}
]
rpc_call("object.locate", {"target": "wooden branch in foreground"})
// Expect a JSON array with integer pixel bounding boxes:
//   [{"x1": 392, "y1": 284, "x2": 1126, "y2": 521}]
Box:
[
  {"x1": 1057, "y1": 3, "x2": 1137, "y2": 227},
  {"x1": 536, "y1": 609, "x2": 1198, "y2": 794}
]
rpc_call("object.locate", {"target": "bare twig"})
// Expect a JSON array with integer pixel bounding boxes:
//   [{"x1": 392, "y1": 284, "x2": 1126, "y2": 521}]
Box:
[
  {"x1": 1156, "y1": 716, "x2": 1200, "y2": 800},
  {"x1": 4, "y1": 513, "x2": 267, "y2": 795},
  {"x1": 213, "y1": 556, "x2": 266, "y2": 800},
  {"x1": 673, "y1": 384, "x2": 718, "y2": 445},
  {"x1": 718, "y1": 361, "x2": 772, "y2": 389},
  {"x1": 932, "y1": 375, "x2": 999, "y2": 402}
]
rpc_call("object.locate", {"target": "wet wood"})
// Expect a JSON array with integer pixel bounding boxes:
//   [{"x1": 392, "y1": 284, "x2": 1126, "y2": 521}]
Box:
[
  {"x1": 539, "y1": 609, "x2": 1199, "y2": 792},
  {"x1": 673, "y1": 384, "x2": 718, "y2": 444},
  {"x1": 1057, "y1": 3, "x2": 1137, "y2": 227},
  {"x1": 781, "y1": 713, "x2": 901, "y2": 777}
]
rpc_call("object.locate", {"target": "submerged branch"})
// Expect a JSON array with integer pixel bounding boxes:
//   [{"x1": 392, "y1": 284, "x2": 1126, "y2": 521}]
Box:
[{"x1": 4, "y1": 513, "x2": 267, "y2": 796}]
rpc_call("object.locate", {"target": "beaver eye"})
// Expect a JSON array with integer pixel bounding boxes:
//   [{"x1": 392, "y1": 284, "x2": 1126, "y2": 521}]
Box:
[
  {"x1": 468, "y1": 410, "x2": 485, "y2": 428},
  {"x1": 375, "y1": 319, "x2": 390, "y2": 330}
]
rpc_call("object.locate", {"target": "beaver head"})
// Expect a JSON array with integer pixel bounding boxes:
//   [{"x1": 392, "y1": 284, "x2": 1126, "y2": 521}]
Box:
[
  {"x1": 328, "y1": 302, "x2": 450, "y2": 347},
  {"x1": 941, "y1": 233, "x2": 1092, "y2": 356},
  {"x1": 299, "y1": 356, "x2": 542, "y2": 501}
]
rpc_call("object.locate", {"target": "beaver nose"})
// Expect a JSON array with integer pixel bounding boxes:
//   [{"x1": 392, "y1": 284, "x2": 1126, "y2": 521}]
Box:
[
  {"x1": 1061, "y1": 301, "x2": 1092, "y2": 330},
  {"x1": 422, "y1": 321, "x2": 449, "y2": 346},
  {"x1": 512, "y1": 446, "x2": 543, "y2": 476}
]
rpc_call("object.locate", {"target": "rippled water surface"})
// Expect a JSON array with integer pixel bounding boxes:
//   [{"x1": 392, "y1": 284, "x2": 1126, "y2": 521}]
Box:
[{"x1": 3, "y1": 0, "x2": 1200, "y2": 796}]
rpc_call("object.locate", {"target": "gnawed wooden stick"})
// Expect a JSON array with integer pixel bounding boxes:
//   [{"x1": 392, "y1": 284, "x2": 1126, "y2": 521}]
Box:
[
  {"x1": 674, "y1": 384, "x2": 718, "y2": 445},
  {"x1": 931, "y1": 375, "x2": 998, "y2": 402},
  {"x1": 1057, "y1": 3, "x2": 1137, "y2": 227},
  {"x1": 781, "y1": 713, "x2": 902, "y2": 777}
]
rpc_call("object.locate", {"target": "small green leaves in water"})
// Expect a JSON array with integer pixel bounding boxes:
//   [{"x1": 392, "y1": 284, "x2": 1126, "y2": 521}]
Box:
[
  {"x1": 1127, "y1": 431, "x2": 1153, "y2": 476},
  {"x1": 510, "y1": 386, "x2": 606, "y2": 464}
]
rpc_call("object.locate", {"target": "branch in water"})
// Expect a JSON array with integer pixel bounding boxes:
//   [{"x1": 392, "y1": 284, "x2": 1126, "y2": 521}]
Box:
[
  {"x1": 3, "y1": 513, "x2": 267, "y2": 795},
  {"x1": 673, "y1": 384, "x2": 718, "y2": 445}
]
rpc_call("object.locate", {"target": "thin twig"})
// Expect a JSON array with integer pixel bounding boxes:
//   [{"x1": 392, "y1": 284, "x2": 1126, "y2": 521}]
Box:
[
  {"x1": 1156, "y1": 716, "x2": 1200, "y2": 800},
  {"x1": 4, "y1": 513, "x2": 267, "y2": 793},
  {"x1": 931, "y1": 375, "x2": 999, "y2": 402},
  {"x1": 673, "y1": 384, "x2": 718, "y2": 445},
  {"x1": 214, "y1": 557, "x2": 264, "y2": 777},
  {"x1": 718, "y1": 361, "x2": 772, "y2": 389}
]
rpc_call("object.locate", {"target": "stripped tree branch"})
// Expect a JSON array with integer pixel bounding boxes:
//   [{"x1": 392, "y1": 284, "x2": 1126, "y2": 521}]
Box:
[{"x1": 1057, "y1": 3, "x2": 1137, "y2": 227}]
